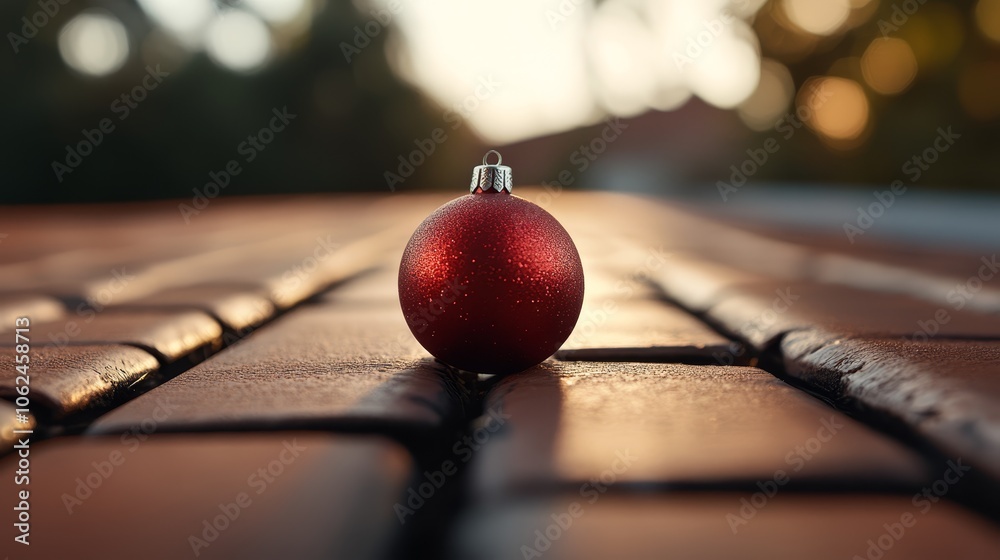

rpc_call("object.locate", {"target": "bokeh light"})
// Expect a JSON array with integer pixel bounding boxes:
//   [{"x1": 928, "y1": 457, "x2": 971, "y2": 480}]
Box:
[
  {"x1": 383, "y1": 0, "x2": 596, "y2": 144},
  {"x1": 58, "y1": 10, "x2": 130, "y2": 77},
  {"x1": 588, "y1": 3, "x2": 659, "y2": 117},
  {"x1": 29, "y1": 0, "x2": 1000, "y2": 194},
  {"x1": 781, "y1": 0, "x2": 850, "y2": 36},
  {"x1": 243, "y1": 0, "x2": 308, "y2": 24},
  {"x1": 137, "y1": 0, "x2": 215, "y2": 48},
  {"x1": 975, "y1": 0, "x2": 1000, "y2": 43},
  {"x1": 755, "y1": 4, "x2": 819, "y2": 63},
  {"x1": 684, "y1": 32, "x2": 762, "y2": 109},
  {"x1": 799, "y1": 76, "x2": 869, "y2": 144},
  {"x1": 374, "y1": 0, "x2": 768, "y2": 143},
  {"x1": 738, "y1": 58, "x2": 794, "y2": 130},
  {"x1": 861, "y1": 38, "x2": 918, "y2": 95},
  {"x1": 205, "y1": 10, "x2": 273, "y2": 73}
]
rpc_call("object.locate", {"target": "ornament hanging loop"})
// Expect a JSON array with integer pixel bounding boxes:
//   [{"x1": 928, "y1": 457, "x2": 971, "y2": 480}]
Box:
[
  {"x1": 483, "y1": 150, "x2": 502, "y2": 166},
  {"x1": 471, "y1": 150, "x2": 513, "y2": 193}
]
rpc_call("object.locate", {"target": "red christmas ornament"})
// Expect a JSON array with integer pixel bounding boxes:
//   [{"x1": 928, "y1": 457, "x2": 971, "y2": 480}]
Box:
[{"x1": 399, "y1": 150, "x2": 584, "y2": 374}]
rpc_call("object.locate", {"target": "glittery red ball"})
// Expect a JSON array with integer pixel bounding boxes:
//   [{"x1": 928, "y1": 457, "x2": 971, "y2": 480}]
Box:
[{"x1": 399, "y1": 192, "x2": 584, "y2": 374}]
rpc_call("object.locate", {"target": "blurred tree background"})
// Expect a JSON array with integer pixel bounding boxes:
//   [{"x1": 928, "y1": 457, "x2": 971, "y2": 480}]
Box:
[{"x1": 1, "y1": 0, "x2": 998, "y2": 204}]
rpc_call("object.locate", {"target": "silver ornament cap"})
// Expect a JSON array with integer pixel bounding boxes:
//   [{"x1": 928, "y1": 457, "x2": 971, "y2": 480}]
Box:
[{"x1": 470, "y1": 150, "x2": 512, "y2": 193}]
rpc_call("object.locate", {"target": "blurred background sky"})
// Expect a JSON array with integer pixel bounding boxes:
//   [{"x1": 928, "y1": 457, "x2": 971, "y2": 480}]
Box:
[{"x1": 2, "y1": 0, "x2": 999, "y2": 204}]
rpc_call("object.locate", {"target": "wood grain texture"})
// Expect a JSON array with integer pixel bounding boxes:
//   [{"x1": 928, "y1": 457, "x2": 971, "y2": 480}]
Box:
[
  {"x1": 783, "y1": 332, "x2": 1000, "y2": 481},
  {"x1": 706, "y1": 282, "x2": 1000, "y2": 349},
  {"x1": 0, "y1": 345, "x2": 159, "y2": 419},
  {"x1": 0, "y1": 310, "x2": 222, "y2": 363}
]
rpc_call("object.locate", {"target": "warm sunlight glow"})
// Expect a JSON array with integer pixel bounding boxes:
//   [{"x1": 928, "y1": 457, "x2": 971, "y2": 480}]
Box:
[
  {"x1": 861, "y1": 38, "x2": 918, "y2": 95},
  {"x1": 375, "y1": 0, "x2": 767, "y2": 143},
  {"x1": 800, "y1": 76, "x2": 869, "y2": 142},
  {"x1": 781, "y1": 0, "x2": 850, "y2": 36}
]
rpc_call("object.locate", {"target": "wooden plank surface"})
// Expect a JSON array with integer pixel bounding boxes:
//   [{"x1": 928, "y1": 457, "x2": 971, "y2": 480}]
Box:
[
  {"x1": 89, "y1": 304, "x2": 472, "y2": 442},
  {"x1": 783, "y1": 333, "x2": 1000, "y2": 481},
  {"x1": 0, "y1": 345, "x2": 159, "y2": 419},
  {"x1": 0, "y1": 310, "x2": 222, "y2": 363},
  {"x1": 0, "y1": 433, "x2": 411, "y2": 560},
  {"x1": 471, "y1": 361, "x2": 928, "y2": 498},
  {"x1": 453, "y1": 494, "x2": 1000, "y2": 560}
]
